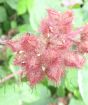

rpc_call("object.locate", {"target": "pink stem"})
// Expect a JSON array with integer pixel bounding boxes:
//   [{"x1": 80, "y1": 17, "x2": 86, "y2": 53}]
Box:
[{"x1": 0, "y1": 70, "x2": 24, "y2": 84}]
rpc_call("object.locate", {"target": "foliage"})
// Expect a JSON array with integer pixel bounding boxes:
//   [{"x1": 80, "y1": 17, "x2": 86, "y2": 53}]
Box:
[{"x1": 0, "y1": 0, "x2": 88, "y2": 105}]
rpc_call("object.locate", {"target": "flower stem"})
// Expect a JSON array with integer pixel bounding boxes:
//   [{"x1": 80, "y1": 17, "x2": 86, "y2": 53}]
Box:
[{"x1": 0, "y1": 70, "x2": 24, "y2": 84}]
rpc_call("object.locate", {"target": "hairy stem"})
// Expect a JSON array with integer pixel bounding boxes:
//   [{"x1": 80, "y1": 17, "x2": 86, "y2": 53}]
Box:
[{"x1": 0, "y1": 70, "x2": 24, "y2": 84}]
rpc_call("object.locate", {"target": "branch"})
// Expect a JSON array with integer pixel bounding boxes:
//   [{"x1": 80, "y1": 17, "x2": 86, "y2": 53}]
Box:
[{"x1": 0, "y1": 70, "x2": 24, "y2": 84}]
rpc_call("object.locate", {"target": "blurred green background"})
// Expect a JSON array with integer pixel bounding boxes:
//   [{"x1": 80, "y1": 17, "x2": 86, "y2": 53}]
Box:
[{"x1": 0, "y1": 0, "x2": 88, "y2": 105}]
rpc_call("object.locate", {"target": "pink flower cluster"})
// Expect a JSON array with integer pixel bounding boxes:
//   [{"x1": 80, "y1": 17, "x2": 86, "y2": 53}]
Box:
[{"x1": 7, "y1": 9, "x2": 88, "y2": 86}]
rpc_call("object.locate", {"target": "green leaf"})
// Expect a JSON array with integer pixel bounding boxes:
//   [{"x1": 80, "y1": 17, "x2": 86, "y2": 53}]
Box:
[
  {"x1": 17, "y1": 0, "x2": 27, "y2": 15},
  {"x1": 0, "y1": 28, "x2": 3, "y2": 35},
  {"x1": 29, "y1": 98, "x2": 52, "y2": 105},
  {"x1": 0, "y1": 83, "x2": 51, "y2": 105},
  {"x1": 82, "y1": 2, "x2": 88, "y2": 23},
  {"x1": 26, "y1": 0, "x2": 34, "y2": 11},
  {"x1": 0, "y1": 66, "x2": 7, "y2": 78},
  {"x1": 71, "y1": 4, "x2": 81, "y2": 9},
  {"x1": 19, "y1": 83, "x2": 51, "y2": 103},
  {"x1": 65, "y1": 68, "x2": 78, "y2": 92},
  {"x1": 78, "y1": 57, "x2": 88, "y2": 105},
  {"x1": 5, "y1": 0, "x2": 18, "y2": 10},
  {"x1": 56, "y1": 79, "x2": 65, "y2": 97},
  {"x1": 0, "y1": 0, "x2": 5, "y2": 3},
  {"x1": 57, "y1": 85, "x2": 65, "y2": 97},
  {"x1": 11, "y1": 21, "x2": 17, "y2": 29},
  {"x1": 22, "y1": 14, "x2": 29, "y2": 23},
  {"x1": 62, "y1": 0, "x2": 83, "y2": 8},
  {"x1": 2, "y1": 20, "x2": 10, "y2": 32},
  {"x1": 18, "y1": 24, "x2": 31, "y2": 33},
  {"x1": 0, "y1": 6, "x2": 7, "y2": 22},
  {"x1": 69, "y1": 98, "x2": 85, "y2": 105},
  {"x1": 17, "y1": 0, "x2": 34, "y2": 15},
  {"x1": 73, "y1": 9, "x2": 84, "y2": 28},
  {"x1": 73, "y1": 89, "x2": 82, "y2": 99}
]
